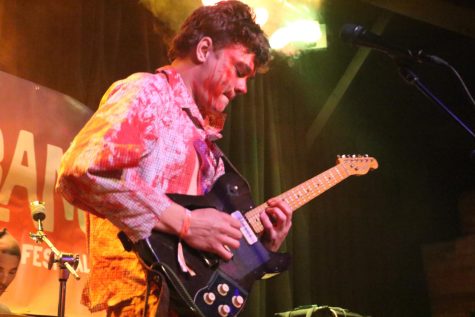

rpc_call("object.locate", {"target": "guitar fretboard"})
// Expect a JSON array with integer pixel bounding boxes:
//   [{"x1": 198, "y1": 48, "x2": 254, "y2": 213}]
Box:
[{"x1": 244, "y1": 163, "x2": 350, "y2": 234}]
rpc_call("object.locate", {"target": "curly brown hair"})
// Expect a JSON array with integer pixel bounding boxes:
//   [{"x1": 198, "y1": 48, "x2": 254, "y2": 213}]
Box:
[{"x1": 169, "y1": 0, "x2": 271, "y2": 71}]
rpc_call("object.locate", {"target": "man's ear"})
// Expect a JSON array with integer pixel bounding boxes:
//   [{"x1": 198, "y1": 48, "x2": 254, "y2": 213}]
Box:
[{"x1": 195, "y1": 37, "x2": 213, "y2": 63}]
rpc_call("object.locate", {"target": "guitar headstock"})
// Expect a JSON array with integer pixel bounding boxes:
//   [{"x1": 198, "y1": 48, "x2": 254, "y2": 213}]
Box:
[{"x1": 337, "y1": 154, "x2": 378, "y2": 176}]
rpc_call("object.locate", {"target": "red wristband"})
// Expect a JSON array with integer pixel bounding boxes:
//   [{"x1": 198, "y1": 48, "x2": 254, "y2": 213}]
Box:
[{"x1": 179, "y1": 209, "x2": 191, "y2": 239}]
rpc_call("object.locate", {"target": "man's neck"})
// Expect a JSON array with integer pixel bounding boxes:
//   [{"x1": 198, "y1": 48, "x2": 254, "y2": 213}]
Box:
[{"x1": 170, "y1": 58, "x2": 197, "y2": 98}]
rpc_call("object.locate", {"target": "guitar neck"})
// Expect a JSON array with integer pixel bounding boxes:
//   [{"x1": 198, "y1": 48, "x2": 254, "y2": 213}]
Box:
[{"x1": 244, "y1": 163, "x2": 351, "y2": 234}]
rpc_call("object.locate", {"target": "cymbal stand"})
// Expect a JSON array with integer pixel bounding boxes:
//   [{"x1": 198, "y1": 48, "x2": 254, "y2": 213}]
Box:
[{"x1": 29, "y1": 201, "x2": 80, "y2": 317}]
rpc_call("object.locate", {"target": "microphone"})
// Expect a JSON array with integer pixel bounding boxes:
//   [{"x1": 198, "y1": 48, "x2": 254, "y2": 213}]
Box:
[{"x1": 339, "y1": 24, "x2": 446, "y2": 65}]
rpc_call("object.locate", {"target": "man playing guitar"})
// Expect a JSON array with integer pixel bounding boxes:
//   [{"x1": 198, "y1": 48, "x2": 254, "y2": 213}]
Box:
[{"x1": 57, "y1": 1, "x2": 293, "y2": 316}]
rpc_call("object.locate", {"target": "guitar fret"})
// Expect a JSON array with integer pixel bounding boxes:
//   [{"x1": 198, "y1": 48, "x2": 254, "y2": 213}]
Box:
[
  {"x1": 335, "y1": 166, "x2": 343, "y2": 179},
  {"x1": 244, "y1": 159, "x2": 376, "y2": 234}
]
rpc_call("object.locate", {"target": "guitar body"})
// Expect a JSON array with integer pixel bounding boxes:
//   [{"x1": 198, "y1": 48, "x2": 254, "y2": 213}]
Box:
[{"x1": 134, "y1": 171, "x2": 291, "y2": 317}]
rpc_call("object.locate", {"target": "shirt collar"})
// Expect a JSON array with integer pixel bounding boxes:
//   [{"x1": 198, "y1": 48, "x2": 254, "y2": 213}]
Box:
[{"x1": 156, "y1": 66, "x2": 225, "y2": 141}]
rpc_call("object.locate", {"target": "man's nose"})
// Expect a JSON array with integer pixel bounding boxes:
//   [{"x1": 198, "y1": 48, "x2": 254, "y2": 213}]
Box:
[{"x1": 235, "y1": 78, "x2": 248, "y2": 95}]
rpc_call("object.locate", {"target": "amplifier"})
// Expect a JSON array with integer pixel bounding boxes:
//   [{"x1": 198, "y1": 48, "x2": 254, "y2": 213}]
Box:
[{"x1": 275, "y1": 305, "x2": 369, "y2": 317}]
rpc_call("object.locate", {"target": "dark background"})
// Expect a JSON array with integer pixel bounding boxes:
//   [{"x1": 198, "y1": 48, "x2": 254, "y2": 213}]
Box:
[{"x1": 1, "y1": 1, "x2": 474, "y2": 316}]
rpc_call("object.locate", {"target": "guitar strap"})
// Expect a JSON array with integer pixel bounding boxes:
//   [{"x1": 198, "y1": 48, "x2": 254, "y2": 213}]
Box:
[
  {"x1": 213, "y1": 144, "x2": 253, "y2": 194},
  {"x1": 118, "y1": 231, "x2": 171, "y2": 317},
  {"x1": 145, "y1": 263, "x2": 170, "y2": 317}
]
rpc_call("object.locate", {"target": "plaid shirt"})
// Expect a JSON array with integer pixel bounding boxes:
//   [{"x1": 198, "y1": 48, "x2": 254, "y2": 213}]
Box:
[{"x1": 57, "y1": 67, "x2": 225, "y2": 311}]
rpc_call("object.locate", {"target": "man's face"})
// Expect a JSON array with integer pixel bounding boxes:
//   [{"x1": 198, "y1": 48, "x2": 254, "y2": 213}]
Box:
[
  {"x1": 0, "y1": 253, "x2": 20, "y2": 296},
  {"x1": 193, "y1": 43, "x2": 256, "y2": 116}
]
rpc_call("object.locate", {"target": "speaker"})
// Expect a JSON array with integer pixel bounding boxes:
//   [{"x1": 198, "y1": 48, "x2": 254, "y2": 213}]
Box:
[{"x1": 275, "y1": 305, "x2": 369, "y2": 317}]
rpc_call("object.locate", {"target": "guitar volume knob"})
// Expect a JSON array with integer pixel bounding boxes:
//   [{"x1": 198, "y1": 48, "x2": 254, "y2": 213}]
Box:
[
  {"x1": 203, "y1": 292, "x2": 216, "y2": 305},
  {"x1": 218, "y1": 304, "x2": 231, "y2": 317},
  {"x1": 217, "y1": 283, "x2": 230, "y2": 296},
  {"x1": 232, "y1": 295, "x2": 244, "y2": 308}
]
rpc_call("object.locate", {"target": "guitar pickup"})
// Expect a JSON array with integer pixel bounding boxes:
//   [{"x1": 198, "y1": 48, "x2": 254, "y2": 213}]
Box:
[{"x1": 231, "y1": 211, "x2": 258, "y2": 245}]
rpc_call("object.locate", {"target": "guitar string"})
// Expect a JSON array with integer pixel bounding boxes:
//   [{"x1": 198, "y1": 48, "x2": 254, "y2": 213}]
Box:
[{"x1": 244, "y1": 164, "x2": 351, "y2": 234}]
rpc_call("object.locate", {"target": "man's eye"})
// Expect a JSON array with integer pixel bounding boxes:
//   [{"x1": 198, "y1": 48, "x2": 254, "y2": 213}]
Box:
[
  {"x1": 236, "y1": 68, "x2": 244, "y2": 77},
  {"x1": 236, "y1": 66, "x2": 248, "y2": 78}
]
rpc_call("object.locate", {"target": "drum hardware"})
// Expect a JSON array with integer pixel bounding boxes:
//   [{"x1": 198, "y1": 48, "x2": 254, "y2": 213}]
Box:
[{"x1": 28, "y1": 201, "x2": 80, "y2": 317}]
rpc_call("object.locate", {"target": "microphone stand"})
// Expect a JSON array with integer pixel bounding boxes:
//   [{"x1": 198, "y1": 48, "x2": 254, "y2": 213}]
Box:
[
  {"x1": 29, "y1": 201, "x2": 80, "y2": 317},
  {"x1": 397, "y1": 63, "x2": 475, "y2": 140}
]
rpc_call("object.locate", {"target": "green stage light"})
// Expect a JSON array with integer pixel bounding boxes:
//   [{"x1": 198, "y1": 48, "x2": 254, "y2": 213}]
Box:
[{"x1": 270, "y1": 20, "x2": 327, "y2": 52}]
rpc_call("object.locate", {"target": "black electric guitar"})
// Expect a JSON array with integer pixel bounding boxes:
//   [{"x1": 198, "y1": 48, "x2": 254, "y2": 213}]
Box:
[{"x1": 132, "y1": 155, "x2": 378, "y2": 317}]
